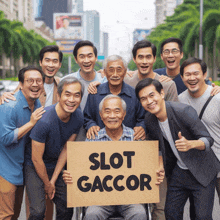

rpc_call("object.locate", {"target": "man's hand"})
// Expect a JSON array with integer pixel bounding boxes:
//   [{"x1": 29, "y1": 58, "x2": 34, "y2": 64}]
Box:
[
  {"x1": 126, "y1": 71, "x2": 135, "y2": 78},
  {"x1": 30, "y1": 106, "x2": 45, "y2": 126},
  {"x1": 87, "y1": 81, "x2": 101, "y2": 94},
  {"x1": 44, "y1": 182, "x2": 55, "y2": 200},
  {"x1": 62, "y1": 170, "x2": 73, "y2": 184},
  {"x1": 175, "y1": 131, "x2": 192, "y2": 152},
  {"x1": 211, "y1": 83, "x2": 220, "y2": 96},
  {"x1": 86, "y1": 126, "x2": 100, "y2": 139},
  {"x1": 159, "y1": 75, "x2": 172, "y2": 82},
  {"x1": 155, "y1": 167, "x2": 165, "y2": 185},
  {"x1": 133, "y1": 126, "x2": 146, "y2": 140},
  {"x1": 0, "y1": 92, "x2": 16, "y2": 104}
]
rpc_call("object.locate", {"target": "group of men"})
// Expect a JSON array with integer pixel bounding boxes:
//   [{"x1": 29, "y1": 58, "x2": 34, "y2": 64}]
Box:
[{"x1": 0, "y1": 37, "x2": 220, "y2": 220}]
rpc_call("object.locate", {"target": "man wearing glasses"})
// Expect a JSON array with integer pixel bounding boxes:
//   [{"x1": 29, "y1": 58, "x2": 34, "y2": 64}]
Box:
[{"x1": 0, "y1": 66, "x2": 45, "y2": 219}]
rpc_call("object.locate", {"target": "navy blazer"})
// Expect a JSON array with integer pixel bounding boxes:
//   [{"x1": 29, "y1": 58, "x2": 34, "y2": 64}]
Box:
[{"x1": 145, "y1": 101, "x2": 220, "y2": 187}]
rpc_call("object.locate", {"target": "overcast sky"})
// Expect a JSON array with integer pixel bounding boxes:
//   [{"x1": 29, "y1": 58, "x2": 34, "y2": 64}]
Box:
[{"x1": 84, "y1": 0, "x2": 155, "y2": 61}]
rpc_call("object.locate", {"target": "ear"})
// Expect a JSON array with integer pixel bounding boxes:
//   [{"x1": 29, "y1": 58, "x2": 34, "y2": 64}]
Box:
[
  {"x1": 19, "y1": 81, "x2": 23, "y2": 90},
  {"x1": 39, "y1": 60, "x2": 42, "y2": 67},
  {"x1": 95, "y1": 56, "x2": 98, "y2": 62},
  {"x1": 74, "y1": 57, "x2": 78, "y2": 65},
  {"x1": 99, "y1": 111, "x2": 103, "y2": 121},
  {"x1": 123, "y1": 111, "x2": 126, "y2": 120},
  {"x1": 180, "y1": 52, "x2": 184, "y2": 60},
  {"x1": 133, "y1": 57, "x2": 136, "y2": 63},
  {"x1": 204, "y1": 71, "x2": 207, "y2": 79},
  {"x1": 153, "y1": 56, "x2": 156, "y2": 64}
]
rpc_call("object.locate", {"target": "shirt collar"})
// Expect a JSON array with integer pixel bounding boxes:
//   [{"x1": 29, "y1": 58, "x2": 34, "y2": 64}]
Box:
[
  {"x1": 77, "y1": 69, "x2": 98, "y2": 82},
  {"x1": 99, "y1": 82, "x2": 132, "y2": 97},
  {"x1": 98, "y1": 124, "x2": 134, "y2": 140}
]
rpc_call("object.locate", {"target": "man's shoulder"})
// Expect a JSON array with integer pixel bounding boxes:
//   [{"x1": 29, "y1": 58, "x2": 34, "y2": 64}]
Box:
[
  {"x1": 178, "y1": 90, "x2": 188, "y2": 101},
  {"x1": 154, "y1": 67, "x2": 166, "y2": 75},
  {"x1": 61, "y1": 71, "x2": 79, "y2": 80},
  {"x1": 38, "y1": 105, "x2": 56, "y2": 124}
]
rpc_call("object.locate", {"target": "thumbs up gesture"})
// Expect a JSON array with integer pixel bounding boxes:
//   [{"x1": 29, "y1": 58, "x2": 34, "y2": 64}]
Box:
[{"x1": 175, "y1": 131, "x2": 191, "y2": 152}]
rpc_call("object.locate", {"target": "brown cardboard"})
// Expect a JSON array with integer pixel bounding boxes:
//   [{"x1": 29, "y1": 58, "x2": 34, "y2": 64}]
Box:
[{"x1": 67, "y1": 141, "x2": 159, "y2": 207}]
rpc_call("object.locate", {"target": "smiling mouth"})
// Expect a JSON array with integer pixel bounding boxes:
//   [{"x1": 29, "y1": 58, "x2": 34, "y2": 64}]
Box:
[{"x1": 167, "y1": 60, "x2": 175, "y2": 64}]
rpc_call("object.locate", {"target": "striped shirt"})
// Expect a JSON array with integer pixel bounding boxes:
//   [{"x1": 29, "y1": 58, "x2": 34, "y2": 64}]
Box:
[{"x1": 85, "y1": 124, "x2": 134, "y2": 142}]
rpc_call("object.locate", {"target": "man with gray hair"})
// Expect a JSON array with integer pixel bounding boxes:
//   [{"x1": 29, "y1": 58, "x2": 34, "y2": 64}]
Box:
[
  {"x1": 25, "y1": 76, "x2": 84, "y2": 220},
  {"x1": 63, "y1": 94, "x2": 165, "y2": 219},
  {"x1": 83, "y1": 55, "x2": 146, "y2": 140}
]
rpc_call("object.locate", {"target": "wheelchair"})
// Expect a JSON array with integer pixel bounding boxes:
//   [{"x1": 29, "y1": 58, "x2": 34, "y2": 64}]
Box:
[{"x1": 74, "y1": 204, "x2": 152, "y2": 220}]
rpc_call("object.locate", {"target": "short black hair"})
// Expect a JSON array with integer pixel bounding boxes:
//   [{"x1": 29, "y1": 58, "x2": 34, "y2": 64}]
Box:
[
  {"x1": 135, "y1": 78, "x2": 163, "y2": 101},
  {"x1": 160, "y1": 37, "x2": 183, "y2": 54},
  {"x1": 132, "y1": 40, "x2": 157, "y2": 58},
  {"x1": 18, "y1": 66, "x2": 45, "y2": 84},
  {"x1": 73, "y1": 40, "x2": 97, "y2": 59},
  {"x1": 180, "y1": 57, "x2": 207, "y2": 76},
  {"x1": 58, "y1": 76, "x2": 84, "y2": 98},
  {"x1": 39, "y1": 45, "x2": 63, "y2": 63}
]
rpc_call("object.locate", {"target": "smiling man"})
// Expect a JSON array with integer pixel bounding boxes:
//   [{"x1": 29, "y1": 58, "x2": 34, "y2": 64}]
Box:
[
  {"x1": 124, "y1": 40, "x2": 178, "y2": 102},
  {"x1": 83, "y1": 55, "x2": 146, "y2": 141},
  {"x1": 25, "y1": 77, "x2": 84, "y2": 220},
  {"x1": 179, "y1": 57, "x2": 220, "y2": 205},
  {"x1": 0, "y1": 66, "x2": 45, "y2": 219},
  {"x1": 135, "y1": 78, "x2": 220, "y2": 220},
  {"x1": 63, "y1": 94, "x2": 164, "y2": 220}
]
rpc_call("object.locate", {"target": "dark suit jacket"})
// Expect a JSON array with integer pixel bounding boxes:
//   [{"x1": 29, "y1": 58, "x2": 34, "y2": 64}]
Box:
[{"x1": 145, "y1": 101, "x2": 220, "y2": 187}]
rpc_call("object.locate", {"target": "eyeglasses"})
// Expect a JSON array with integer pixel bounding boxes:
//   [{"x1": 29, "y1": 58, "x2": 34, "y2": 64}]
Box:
[
  {"x1": 162, "y1": 48, "x2": 180, "y2": 55},
  {"x1": 25, "y1": 78, "x2": 43, "y2": 85}
]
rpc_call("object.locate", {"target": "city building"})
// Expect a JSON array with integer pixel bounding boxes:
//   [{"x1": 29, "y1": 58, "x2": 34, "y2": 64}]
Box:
[
  {"x1": 72, "y1": 0, "x2": 83, "y2": 14},
  {"x1": 0, "y1": 0, "x2": 34, "y2": 29},
  {"x1": 35, "y1": 0, "x2": 72, "y2": 30},
  {"x1": 155, "y1": 0, "x2": 183, "y2": 26},
  {"x1": 84, "y1": 10, "x2": 100, "y2": 54}
]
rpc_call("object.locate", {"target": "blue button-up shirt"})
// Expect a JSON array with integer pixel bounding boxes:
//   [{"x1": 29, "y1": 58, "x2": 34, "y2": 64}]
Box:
[
  {"x1": 0, "y1": 90, "x2": 41, "y2": 185},
  {"x1": 85, "y1": 124, "x2": 134, "y2": 142},
  {"x1": 83, "y1": 82, "x2": 146, "y2": 131}
]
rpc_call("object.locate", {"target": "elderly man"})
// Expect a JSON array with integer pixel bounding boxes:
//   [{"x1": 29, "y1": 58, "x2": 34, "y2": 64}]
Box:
[
  {"x1": 0, "y1": 66, "x2": 45, "y2": 219},
  {"x1": 26, "y1": 77, "x2": 84, "y2": 220},
  {"x1": 135, "y1": 78, "x2": 220, "y2": 220},
  {"x1": 63, "y1": 94, "x2": 164, "y2": 219},
  {"x1": 83, "y1": 55, "x2": 146, "y2": 141}
]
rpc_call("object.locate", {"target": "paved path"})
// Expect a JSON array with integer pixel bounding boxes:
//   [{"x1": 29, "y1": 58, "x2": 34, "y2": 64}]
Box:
[{"x1": 18, "y1": 191, "x2": 220, "y2": 220}]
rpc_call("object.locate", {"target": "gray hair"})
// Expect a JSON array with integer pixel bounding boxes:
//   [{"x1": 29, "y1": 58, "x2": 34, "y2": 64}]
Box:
[
  {"x1": 58, "y1": 76, "x2": 84, "y2": 97},
  {"x1": 99, "y1": 94, "x2": 126, "y2": 112},
  {"x1": 103, "y1": 55, "x2": 127, "y2": 70}
]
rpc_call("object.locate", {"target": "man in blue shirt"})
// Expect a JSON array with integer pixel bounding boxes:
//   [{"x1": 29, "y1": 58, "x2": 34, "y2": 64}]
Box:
[
  {"x1": 83, "y1": 55, "x2": 146, "y2": 140},
  {"x1": 63, "y1": 94, "x2": 164, "y2": 219},
  {"x1": 26, "y1": 76, "x2": 84, "y2": 220},
  {"x1": 0, "y1": 66, "x2": 45, "y2": 219}
]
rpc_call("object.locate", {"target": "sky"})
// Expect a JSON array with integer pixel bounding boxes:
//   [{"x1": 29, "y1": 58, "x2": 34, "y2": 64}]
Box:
[{"x1": 83, "y1": 0, "x2": 155, "y2": 61}]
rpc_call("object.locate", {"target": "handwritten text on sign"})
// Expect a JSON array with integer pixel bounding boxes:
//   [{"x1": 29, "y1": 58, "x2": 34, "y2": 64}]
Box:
[{"x1": 67, "y1": 141, "x2": 159, "y2": 207}]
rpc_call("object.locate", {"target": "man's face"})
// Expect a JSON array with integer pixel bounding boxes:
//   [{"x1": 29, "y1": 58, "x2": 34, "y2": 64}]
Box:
[
  {"x1": 105, "y1": 60, "x2": 127, "y2": 87},
  {"x1": 161, "y1": 42, "x2": 183, "y2": 71},
  {"x1": 139, "y1": 85, "x2": 165, "y2": 116},
  {"x1": 58, "y1": 82, "x2": 82, "y2": 114},
  {"x1": 133, "y1": 47, "x2": 156, "y2": 76},
  {"x1": 39, "y1": 52, "x2": 61, "y2": 79},
  {"x1": 63, "y1": 19, "x2": 69, "y2": 28},
  {"x1": 20, "y1": 70, "x2": 44, "y2": 101},
  {"x1": 100, "y1": 98, "x2": 126, "y2": 130},
  {"x1": 181, "y1": 63, "x2": 207, "y2": 95},
  {"x1": 75, "y1": 46, "x2": 97, "y2": 74}
]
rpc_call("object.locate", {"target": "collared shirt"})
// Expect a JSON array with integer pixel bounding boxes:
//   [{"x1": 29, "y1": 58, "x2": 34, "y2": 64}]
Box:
[
  {"x1": 85, "y1": 124, "x2": 134, "y2": 142},
  {"x1": 83, "y1": 81, "x2": 146, "y2": 131},
  {"x1": 61, "y1": 69, "x2": 107, "y2": 111},
  {"x1": 0, "y1": 90, "x2": 41, "y2": 185}
]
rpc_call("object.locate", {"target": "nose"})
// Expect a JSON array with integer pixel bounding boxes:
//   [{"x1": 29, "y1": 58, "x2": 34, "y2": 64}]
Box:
[
  {"x1": 48, "y1": 61, "x2": 54, "y2": 66},
  {"x1": 143, "y1": 57, "x2": 148, "y2": 63},
  {"x1": 109, "y1": 111, "x2": 116, "y2": 118},
  {"x1": 189, "y1": 74, "x2": 196, "y2": 80},
  {"x1": 84, "y1": 56, "x2": 89, "y2": 62},
  {"x1": 32, "y1": 80, "x2": 38, "y2": 86}
]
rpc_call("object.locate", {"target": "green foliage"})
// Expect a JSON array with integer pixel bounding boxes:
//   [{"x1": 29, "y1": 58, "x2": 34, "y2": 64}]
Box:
[
  {"x1": 213, "y1": 80, "x2": 220, "y2": 86},
  {"x1": 59, "y1": 54, "x2": 79, "y2": 76},
  {"x1": 145, "y1": 0, "x2": 220, "y2": 68},
  {"x1": 128, "y1": 60, "x2": 137, "y2": 71}
]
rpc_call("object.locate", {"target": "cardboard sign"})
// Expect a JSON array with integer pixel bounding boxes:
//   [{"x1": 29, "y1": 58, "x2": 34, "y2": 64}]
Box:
[{"x1": 67, "y1": 141, "x2": 159, "y2": 207}]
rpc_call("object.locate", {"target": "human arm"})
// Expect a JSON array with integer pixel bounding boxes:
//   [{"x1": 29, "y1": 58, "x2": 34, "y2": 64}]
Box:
[
  {"x1": 175, "y1": 131, "x2": 206, "y2": 152},
  {"x1": 62, "y1": 170, "x2": 73, "y2": 184},
  {"x1": 133, "y1": 127, "x2": 146, "y2": 140},
  {"x1": 0, "y1": 84, "x2": 21, "y2": 104},
  {"x1": 50, "y1": 134, "x2": 77, "y2": 189},
  {"x1": 159, "y1": 75, "x2": 172, "y2": 82},
  {"x1": 155, "y1": 155, "x2": 165, "y2": 185},
  {"x1": 0, "y1": 106, "x2": 45, "y2": 147},
  {"x1": 83, "y1": 93, "x2": 101, "y2": 139},
  {"x1": 210, "y1": 83, "x2": 220, "y2": 96},
  {"x1": 32, "y1": 140, "x2": 55, "y2": 200},
  {"x1": 87, "y1": 81, "x2": 101, "y2": 94}
]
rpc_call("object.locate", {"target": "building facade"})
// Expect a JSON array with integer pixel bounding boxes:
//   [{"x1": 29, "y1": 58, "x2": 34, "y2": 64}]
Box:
[{"x1": 84, "y1": 10, "x2": 100, "y2": 54}]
